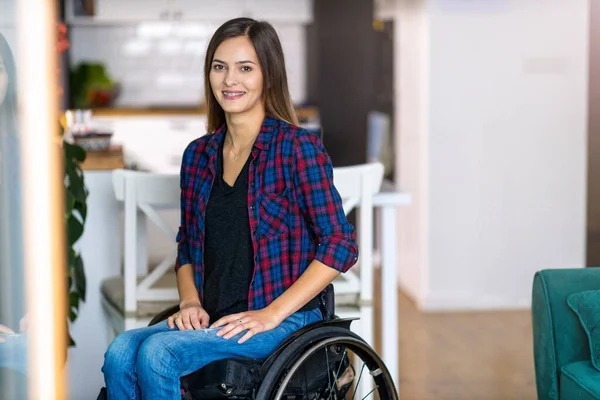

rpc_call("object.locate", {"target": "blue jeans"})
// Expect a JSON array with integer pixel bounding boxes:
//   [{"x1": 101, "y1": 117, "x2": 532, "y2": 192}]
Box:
[
  {"x1": 102, "y1": 309, "x2": 322, "y2": 400},
  {"x1": 0, "y1": 333, "x2": 27, "y2": 375}
]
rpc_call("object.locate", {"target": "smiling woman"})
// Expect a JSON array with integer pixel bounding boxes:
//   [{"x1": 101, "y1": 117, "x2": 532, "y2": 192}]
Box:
[{"x1": 100, "y1": 17, "x2": 358, "y2": 400}]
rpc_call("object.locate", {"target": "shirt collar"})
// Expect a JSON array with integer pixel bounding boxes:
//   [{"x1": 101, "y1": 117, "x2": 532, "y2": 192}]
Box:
[{"x1": 205, "y1": 114, "x2": 278, "y2": 156}]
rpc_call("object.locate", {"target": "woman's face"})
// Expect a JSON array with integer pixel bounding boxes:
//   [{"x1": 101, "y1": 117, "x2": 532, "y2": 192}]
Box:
[
  {"x1": 0, "y1": 55, "x2": 7, "y2": 106},
  {"x1": 209, "y1": 36, "x2": 264, "y2": 117}
]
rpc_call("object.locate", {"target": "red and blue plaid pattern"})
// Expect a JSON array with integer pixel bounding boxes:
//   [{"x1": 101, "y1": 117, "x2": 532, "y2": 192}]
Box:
[{"x1": 175, "y1": 115, "x2": 358, "y2": 310}]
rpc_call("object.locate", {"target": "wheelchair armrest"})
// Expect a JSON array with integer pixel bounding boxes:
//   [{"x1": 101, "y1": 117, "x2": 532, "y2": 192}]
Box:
[
  {"x1": 320, "y1": 283, "x2": 335, "y2": 321},
  {"x1": 149, "y1": 305, "x2": 180, "y2": 326}
]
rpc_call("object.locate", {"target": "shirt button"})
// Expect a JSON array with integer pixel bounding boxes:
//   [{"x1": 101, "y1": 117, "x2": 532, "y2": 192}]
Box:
[
  {"x1": 250, "y1": 205, "x2": 254, "y2": 210},
  {"x1": 251, "y1": 182, "x2": 255, "y2": 187}
]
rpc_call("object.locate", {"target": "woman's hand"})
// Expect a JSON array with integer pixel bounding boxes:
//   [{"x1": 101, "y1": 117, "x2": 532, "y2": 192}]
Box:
[
  {"x1": 167, "y1": 302, "x2": 210, "y2": 331},
  {"x1": 0, "y1": 324, "x2": 15, "y2": 343},
  {"x1": 19, "y1": 314, "x2": 29, "y2": 333},
  {"x1": 210, "y1": 309, "x2": 283, "y2": 344}
]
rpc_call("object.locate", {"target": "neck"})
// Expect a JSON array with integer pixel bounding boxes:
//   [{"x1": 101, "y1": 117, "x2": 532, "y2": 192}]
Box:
[{"x1": 224, "y1": 106, "x2": 266, "y2": 148}]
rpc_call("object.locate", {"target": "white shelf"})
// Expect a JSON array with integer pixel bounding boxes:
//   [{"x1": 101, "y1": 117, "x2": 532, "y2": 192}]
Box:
[{"x1": 65, "y1": 0, "x2": 313, "y2": 25}]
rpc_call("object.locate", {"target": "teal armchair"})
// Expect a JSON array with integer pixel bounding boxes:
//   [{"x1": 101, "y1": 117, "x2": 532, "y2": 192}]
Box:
[{"x1": 532, "y1": 268, "x2": 600, "y2": 399}]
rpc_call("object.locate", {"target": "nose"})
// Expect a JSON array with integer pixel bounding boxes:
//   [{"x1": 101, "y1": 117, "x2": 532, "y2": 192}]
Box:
[{"x1": 224, "y1": 68, "x2": 238, "y2": 86}]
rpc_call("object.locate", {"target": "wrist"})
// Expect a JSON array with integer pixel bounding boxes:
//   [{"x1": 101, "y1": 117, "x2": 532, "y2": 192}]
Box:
[
  {"x1": 265, "y1": 302, "x2": 288, "y2": 323},
  {"x1": 179, "y1": 297, "x2": 201, "y2": 308}
]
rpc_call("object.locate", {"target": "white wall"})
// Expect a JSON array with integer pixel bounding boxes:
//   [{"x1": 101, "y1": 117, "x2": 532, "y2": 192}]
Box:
[
  {"x1": 395, "y1": 0, "x2": 430, "y2": 305},
  {"x1": 395, "y1": 0, "x2": 589, "y2": 310},
  {"x1": 69, "y1": 22, "x2": 307, "y2": 107}
]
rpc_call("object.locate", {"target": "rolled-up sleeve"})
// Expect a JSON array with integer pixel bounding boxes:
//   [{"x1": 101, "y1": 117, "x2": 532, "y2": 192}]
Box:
[
  {"x1": 293, "y1": 133, "x2": 359, "y2": 273},
  {"x1": 175, "y1": 144, "x2": 194, "y2": 271}
]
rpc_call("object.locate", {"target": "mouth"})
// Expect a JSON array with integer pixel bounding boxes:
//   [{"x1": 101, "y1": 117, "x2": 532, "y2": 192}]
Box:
[{"x1": 222, "y1": 91, "x2": 246, "y2": 100}]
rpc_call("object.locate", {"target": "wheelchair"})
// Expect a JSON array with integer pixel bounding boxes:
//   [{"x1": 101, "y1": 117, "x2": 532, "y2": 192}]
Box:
[{"x1": 100, "y1": 285, "x2": 399, "y2": 399}]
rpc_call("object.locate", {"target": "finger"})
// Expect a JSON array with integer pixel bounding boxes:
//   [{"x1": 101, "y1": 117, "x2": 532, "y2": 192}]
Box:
[
  {"x1": 189, "y1": 312, "x2": 201, "y2": 330},
  {"x1": 181, "y1": 312, "x2": 193, "y2": 330},
  {"x1": 211, "y1": 313, "x2": 245, "y2": 329},
  {"x1": 19, "y1": 317, "x2": 28, "y2": 333},
  {"x1": 216, "y1": 323, "x2": 232, "y2": 337},
  {"x1": 200, "y1": 312, "x2": 210, "y2": 329},
  {"x1": 223, "y1": 321, "x2": 252, "y2": 340},
  {"x1": 175, "y1": 316, "x2": 186, "y2": 331},
  {"x1": 238, "y1": 329, "x2": 256, "y2": 344},
  {"x1": 222, "y1": 325, "x2": 243, "y2": 340},
  {"x1": 167, "y1": 316, "x2": 175, "y2": 329},
  {"x1": 0, "y1": 325, "x2": 14, "y2": 335}
]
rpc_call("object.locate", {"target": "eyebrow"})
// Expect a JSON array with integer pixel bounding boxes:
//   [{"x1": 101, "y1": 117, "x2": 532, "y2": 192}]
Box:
[{"x1": 212, "y1": 58, "x2": 257, "y2": 65}]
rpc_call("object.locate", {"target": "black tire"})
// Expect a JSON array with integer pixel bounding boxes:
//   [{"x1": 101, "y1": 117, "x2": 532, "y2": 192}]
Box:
[{"x1": 255, "y1": 326, "x2": 397, "y2": 400}]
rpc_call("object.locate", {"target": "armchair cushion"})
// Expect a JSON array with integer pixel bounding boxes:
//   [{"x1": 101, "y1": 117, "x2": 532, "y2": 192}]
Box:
[
  {"x1": 567, "y1": 290, "x2": 600, "y2": 372},
  {"x1": 560, "y1": 361, "x2": 600, "y2": 399}
]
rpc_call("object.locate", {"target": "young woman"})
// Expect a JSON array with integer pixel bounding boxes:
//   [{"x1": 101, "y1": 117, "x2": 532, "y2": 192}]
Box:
[
  {"x1": 0, "y1": 32, "x2": 27, "y2": 379},
  {"x1": 102, "y1": 17, "x2": 358, "y2": 399}
]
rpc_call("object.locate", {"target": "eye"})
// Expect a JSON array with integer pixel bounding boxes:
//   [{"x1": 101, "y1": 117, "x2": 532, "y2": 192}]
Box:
[
  {"x1": 212, "y1": 64, "x2": 225, "y2": 71},
  {"x1": 240, "y1": 66, "x2": 252, "y2": 72}
]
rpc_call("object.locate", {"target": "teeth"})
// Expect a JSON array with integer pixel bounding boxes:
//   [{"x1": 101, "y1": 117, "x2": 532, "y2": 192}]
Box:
[{"x1": 224, "y1": 92, "x2": 244, "y2": 97}]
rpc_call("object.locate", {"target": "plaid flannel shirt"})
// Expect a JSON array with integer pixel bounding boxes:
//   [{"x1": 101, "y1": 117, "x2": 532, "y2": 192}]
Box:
[{"x1": 175, "y1": 115, "x2": 358, "y2": 310}]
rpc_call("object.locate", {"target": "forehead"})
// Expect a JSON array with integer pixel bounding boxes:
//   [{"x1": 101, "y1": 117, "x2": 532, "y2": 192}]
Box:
[{"x1": 213, "y1": 36, "x2": 258, "y2": 61}]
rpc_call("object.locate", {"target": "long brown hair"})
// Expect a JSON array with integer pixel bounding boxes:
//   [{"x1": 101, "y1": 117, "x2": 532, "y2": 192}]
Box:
[{"x1": 204, "y1": 18, "x2": 298, "y2": 132}]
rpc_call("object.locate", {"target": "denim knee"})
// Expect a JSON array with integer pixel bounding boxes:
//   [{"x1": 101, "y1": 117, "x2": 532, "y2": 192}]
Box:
[
  {"x1": 102, "y1": 331, "x2": 136, "y2": 375},
  {"x1": 135, "y1": 335, "x2": 180, "y2": 379}
]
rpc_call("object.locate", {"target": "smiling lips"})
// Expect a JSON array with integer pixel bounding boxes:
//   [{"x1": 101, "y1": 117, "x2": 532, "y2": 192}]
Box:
[{"x1": 223, "y1": 91, "x2": 246, "y2": 100}]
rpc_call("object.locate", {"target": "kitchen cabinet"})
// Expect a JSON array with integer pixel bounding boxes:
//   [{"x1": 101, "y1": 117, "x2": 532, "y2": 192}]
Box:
[
  {"x1": 65, "y1": 0, "x2": 312, "y2": 24},
  {"x1": 172, "y1": 0, "x2": 246, "y2": 21},
  {"x1": 244, "y1": 0, "x2": 312, "y2": 24},
  {"x1": 95, "y1": 0, "x2": 176, "y2": 22}
]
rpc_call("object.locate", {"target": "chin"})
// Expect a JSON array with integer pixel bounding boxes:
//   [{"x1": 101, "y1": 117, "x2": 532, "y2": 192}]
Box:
[{"x1": 220, "y1": 105, "x2": 247, "y2": 114}]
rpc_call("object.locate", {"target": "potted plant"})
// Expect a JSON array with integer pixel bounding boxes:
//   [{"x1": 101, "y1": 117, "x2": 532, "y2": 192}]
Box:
[{"x1": 58, "y1": 22, "x2": 88, "y2": 347}]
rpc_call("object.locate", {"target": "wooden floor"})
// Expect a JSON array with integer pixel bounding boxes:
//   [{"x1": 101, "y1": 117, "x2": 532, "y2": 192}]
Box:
[{"x1": 372, "y1": 285, "x2": 537, "y2": 399}]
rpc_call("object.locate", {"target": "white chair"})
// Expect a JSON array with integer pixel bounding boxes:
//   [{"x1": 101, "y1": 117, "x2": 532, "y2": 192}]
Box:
[
  {"x1": 331, "y1": 162, "x2": 385, "y2": 350},
  {"x1": 101, "y1": 169, "x2": 181, "y2": 335},
  {"x1": 332, "y1": 162, "x2": 385, "y2": 398},
  {"x1": 102, "y1": 163, "x2": 384, "y2": 341}
]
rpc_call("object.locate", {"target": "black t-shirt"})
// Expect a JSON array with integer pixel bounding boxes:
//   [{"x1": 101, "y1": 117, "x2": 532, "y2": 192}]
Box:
[{"x1": 202, "y1": 146, "x2": 254, "y2": 323}]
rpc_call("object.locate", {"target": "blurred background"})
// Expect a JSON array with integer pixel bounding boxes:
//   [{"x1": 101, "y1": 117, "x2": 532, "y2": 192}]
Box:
[{"x1": 1, "y1": 0, "x2": 598, "y2": 399}]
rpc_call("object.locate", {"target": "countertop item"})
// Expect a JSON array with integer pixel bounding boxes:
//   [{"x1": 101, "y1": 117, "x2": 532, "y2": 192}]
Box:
[{"x1": 81, "y1": 145, "x2": 125, "y2": 171}]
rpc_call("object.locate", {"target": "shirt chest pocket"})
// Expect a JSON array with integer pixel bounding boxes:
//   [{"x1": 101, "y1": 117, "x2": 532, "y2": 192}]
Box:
[{"x1": 257, "y1": 189, "x2": 290, "y2": 238}]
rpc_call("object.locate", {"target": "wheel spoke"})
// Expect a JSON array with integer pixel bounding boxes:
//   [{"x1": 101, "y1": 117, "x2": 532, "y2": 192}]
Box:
[
  {"x1": 360, "y1": 386, "x2": 379, "y2": 400},
  {"x1": 351, "y1": 363, "x2": 367, "y2": 400},
  {"x1": 264, "y1": 330, "x2": 397, "y2": 400},
  {"x1": 325, "y1": 346, "x2": 332, "y2": 399}
]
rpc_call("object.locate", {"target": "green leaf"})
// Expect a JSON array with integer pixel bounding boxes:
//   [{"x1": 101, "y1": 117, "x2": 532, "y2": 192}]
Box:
[
  {"x1": 69, "y1": 309, "x2": 77, "y2": 322},
  {"x1": 67, "y1": 215, "x2": 84, "y2": 246},
  {"x1": 74, "y1": 200, "x2": 87, "y2": 222},
  {"x1": 65, "y1": 190, "x2": 75, "y2": 215},
  {"x1": 69, "y1": 291, "x2": 80, "y2": 310},
  {"x1": 64, "y1": 141, "x2": 87, "y2": 163},
  {"x1": 74, "y1": 254, "x2": 87, "y2": 301},
  {"x1": 67, "y1": 168, "x2": 87, "y2": 203}
]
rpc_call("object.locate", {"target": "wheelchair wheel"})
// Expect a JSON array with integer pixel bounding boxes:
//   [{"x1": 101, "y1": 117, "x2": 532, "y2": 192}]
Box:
[{"x1": 256, "y1": 326, "x2": 397, "y2": 400}]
